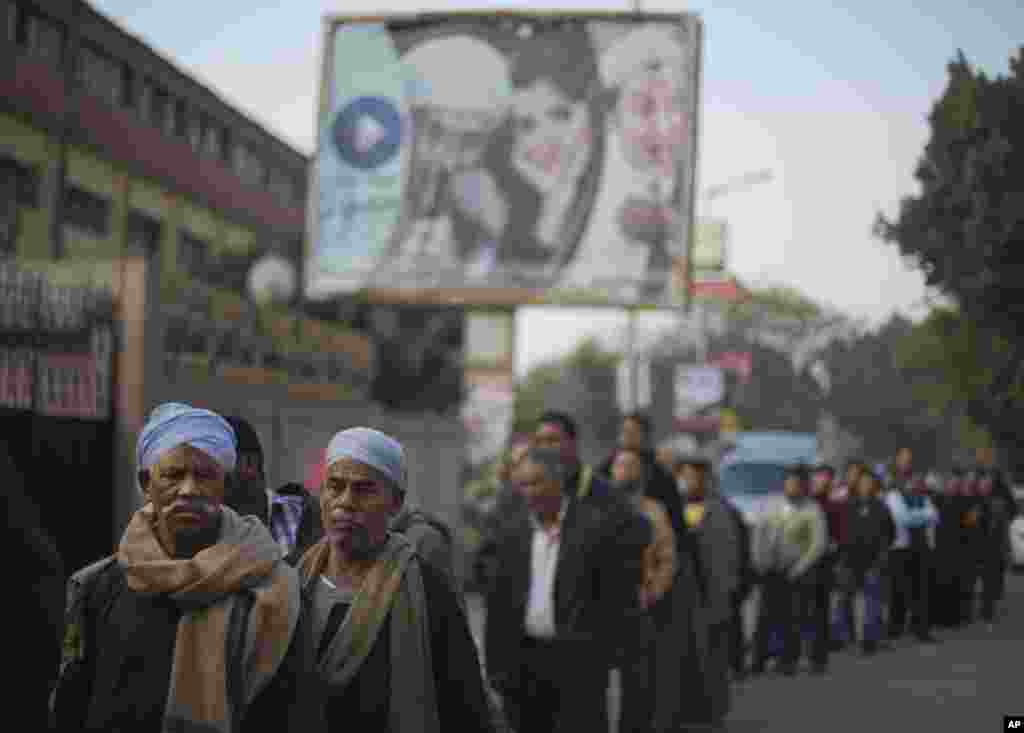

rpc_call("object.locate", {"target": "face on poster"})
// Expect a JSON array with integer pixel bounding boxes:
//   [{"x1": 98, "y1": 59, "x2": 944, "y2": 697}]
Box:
[{"x1": 309, "y1": 13, "x2": 702, "y2": 305}]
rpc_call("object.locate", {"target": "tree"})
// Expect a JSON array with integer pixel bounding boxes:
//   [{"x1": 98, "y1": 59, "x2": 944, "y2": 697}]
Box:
[
  {"x1": 821, "y1": 316, "x2": 945, "y2": 466},
  {"x1": 897, "y1": 307, "x2": 1024, "y2": 473},
  {"x1": 512, "y1": 338, "x2": 621, "y2": 464},
  {"x1": 876, "y1": 48, "x2": 1024, "y2": 474}
]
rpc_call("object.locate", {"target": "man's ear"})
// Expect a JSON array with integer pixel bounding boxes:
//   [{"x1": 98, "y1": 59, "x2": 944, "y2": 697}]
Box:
[{"x1": 138, "y1": 469, "x2": 151, "y2": 495}]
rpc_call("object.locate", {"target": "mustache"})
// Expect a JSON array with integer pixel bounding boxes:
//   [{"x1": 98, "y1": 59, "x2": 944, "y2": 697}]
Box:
[{"x1": 169, "y1": 499, "x2": 216, "y2": 515}]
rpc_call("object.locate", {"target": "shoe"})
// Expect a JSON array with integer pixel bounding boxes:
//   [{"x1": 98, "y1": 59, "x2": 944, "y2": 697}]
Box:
[
  {"x1": 861, "y1": 640, "x2": 878, "y2": 656},
  {"x1": 811, "y1": 663, "x2": 828, "y2": 675},
  {"x1": 778, "y1": 664, "x2": 797, "y2": 677},
  {"x1": 915, "y1": 633, "x2": 940, "y2": 644}
]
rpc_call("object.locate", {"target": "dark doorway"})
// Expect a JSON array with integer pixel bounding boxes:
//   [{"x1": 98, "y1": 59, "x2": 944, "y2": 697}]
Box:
[{"x1": 2, "y1": 408, "x2": 115, "y2": 575}]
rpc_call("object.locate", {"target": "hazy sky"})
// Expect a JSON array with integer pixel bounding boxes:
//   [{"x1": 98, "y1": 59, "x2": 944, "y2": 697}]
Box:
[{"x1": 93, "y1": 0, "x2": 1024, "y2": 373}]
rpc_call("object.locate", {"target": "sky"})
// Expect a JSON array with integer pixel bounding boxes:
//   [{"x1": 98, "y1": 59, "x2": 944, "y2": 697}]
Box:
[{"x1": 92, "y1": 0, "x2": 1024, "y2": 375}]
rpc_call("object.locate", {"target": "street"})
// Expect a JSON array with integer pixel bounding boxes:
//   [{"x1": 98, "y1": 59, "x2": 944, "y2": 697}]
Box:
[{"x1": 466, "y1": 571, "x2": 1024, "y2": 732}]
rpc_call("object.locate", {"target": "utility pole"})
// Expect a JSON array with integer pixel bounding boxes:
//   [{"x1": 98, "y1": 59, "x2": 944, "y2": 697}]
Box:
[{"x1": 690, "y1": 168, "x2": 774, "y2": 365}]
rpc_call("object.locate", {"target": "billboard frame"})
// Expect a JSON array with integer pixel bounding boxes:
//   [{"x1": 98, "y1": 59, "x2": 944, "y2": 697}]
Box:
[{"x1": 309, "y1": 10, "x2": 705, "y2": 309}]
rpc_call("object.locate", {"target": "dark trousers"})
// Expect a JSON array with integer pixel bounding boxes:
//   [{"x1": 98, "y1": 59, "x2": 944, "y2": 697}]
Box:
[
  {"x1": 980, "y1": 548, "x2": 1007, "y2": 622},
  {"x1": 619, "y1": 636, "x2": 655, "y2": 733},
  {"x1": 754, "y1": 568, "x2": 828, "y2": 670},
  {"x1": 888, "y1": 547, "x2": 932, "y2": 638},
  {"x1": 504, "y1": 636, "x2": 608, "y2": 733},
  {"x1": 729, "y1": 595, "x2": 746, "y2": 675}
]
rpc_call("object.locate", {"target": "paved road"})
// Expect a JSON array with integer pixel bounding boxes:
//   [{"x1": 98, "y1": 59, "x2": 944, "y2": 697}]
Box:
[{"x1": 467, "y1": 571, "x2": 1024, "y2": 733}]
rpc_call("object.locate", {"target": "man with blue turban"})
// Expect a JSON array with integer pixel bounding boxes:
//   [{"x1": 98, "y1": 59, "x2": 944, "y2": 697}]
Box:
[
  {"x1": 299, "y1": 426, "x2": 493, "y2": 732},
  {"x1": 52, "y1": 403, "x2": 325, "y2": 733}
]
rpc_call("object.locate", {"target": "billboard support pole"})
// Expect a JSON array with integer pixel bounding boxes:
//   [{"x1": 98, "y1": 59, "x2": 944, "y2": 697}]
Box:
[{"x1": 625, "y1": 304, "x2": 638, "y2": 411}]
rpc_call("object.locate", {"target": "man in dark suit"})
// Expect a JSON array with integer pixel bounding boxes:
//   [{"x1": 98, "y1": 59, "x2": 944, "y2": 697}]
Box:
[
  {"x1": 484, "y1": 446, "x2": 652, "y2": 733},
  {"x1": 223, "y1": 416, "x2": 322, "y2": 565}
]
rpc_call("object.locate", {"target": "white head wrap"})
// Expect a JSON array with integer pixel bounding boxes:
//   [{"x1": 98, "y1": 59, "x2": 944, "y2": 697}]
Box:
[
  {"x1": 136, "y1": 402, "x2": 238, "y2": 477},
  {"x1": 326, "y1": 427, "x2": 407, "y2": 495}
]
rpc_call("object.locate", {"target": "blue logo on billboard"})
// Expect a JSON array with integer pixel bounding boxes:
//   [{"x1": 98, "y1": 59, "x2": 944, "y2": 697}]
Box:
[{"x1": 332, "y1": 96, "x2": 402, "y2": 170}]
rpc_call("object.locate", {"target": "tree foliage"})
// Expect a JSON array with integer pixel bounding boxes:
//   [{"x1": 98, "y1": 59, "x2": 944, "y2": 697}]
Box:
[
  {"x1": 511, "y1": 338, "x2": 621, "y2": 461},
  {"x1": 876, "y1": 48, "x2": 1024, "y2": 473}
]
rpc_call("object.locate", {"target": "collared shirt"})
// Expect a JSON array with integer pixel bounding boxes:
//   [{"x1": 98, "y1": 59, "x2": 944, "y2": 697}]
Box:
[
  {"x1": 524, "y1": 499, "x2": 568, "y2": 640},
  {"x1": 884, "y1": 490, "x2": 938, "y2": 549}
]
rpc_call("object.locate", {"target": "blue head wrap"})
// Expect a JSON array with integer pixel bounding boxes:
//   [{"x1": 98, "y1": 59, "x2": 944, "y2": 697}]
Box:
[
  {"x1": 326, "y1": 427, "x2": 407, "y2": 494},
  {"x1": 136, "y1": 402, "x2": 238, "y2": 476}
]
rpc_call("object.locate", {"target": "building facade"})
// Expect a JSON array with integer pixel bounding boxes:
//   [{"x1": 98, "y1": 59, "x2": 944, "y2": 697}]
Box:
[{"x1": 1, "y1": 0, "x2": 467, "y2": 573}]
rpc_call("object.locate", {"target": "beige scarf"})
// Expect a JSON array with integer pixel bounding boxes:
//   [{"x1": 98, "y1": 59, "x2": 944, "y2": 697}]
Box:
[
  {"x1": 117, "y1": 504, "x2": 301, "y2": 733},
  {"x1": 300, "y1": 534, "x2": 440, "y2": 733}
]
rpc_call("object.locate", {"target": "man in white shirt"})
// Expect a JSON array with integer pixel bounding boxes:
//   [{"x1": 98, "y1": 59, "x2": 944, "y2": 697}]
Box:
[
  {"x1": 884, "y1": 455, "x2": 940, "y2": 644},
  {"x1": 484, "y1": 446, "x2": 651, "y2": 733}
]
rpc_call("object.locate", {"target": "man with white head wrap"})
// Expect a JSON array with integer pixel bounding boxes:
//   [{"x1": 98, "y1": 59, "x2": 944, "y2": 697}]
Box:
[
  {"x1": 52, "y1": 403, "x2": 326, "y2": 733},
  {"x1": 299, "y1": 427, "x2": 492, "y2": 733}
]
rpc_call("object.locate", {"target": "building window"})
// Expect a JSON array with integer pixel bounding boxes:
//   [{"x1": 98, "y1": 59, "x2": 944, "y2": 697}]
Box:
[
  {"x1": 12, "y1": 5, "x2": 63, "y2": 66},
  {"x1": 219, "y1": 128, "x2": 232, "y2": 165},
  {"x1": 126, "y1": 209, "x2": 162, "y2": 255},
  {"x1": 268, "y1": 169, "x2": 296, "y2": 208},
  {"x1": 233, "y1": 143, "x2": 267, "y2": 187},
  {"x1": 0, "y1": 157, "x2": 40, "y2": 208},
  {"x1": 173, "y1": 99, "x2": 188, "y2": 139},
  {"x1": 150, "y1": 85, "x2": 170, "y2": 133},
  {"x1": 120, "y1": 65, "x2": 136, "y2": 109},
  {"x1": 79, "y1": 43, "x2": 122, "y2": 107},
  {"x1": 178, "y1": 230, "x2": 209, "y2": 279},
  {"x1": 32, "y1": 13, "x2": 62, "y2": 66},
  {"x1": 63, "y1": 186, "x2": 111, "y2": 237},
  {"x1": 13, "y1": 2, "x2": 29, "y2": 46},
  {"x1": 188, "y1": 113, "x2": 203, "y2": 151},
  {"x1": 137, "y1": 78, "x2": 153, "y2": 123},
  {"x1": 203, "y1": 122, "x2": 221, "y2": 160}
]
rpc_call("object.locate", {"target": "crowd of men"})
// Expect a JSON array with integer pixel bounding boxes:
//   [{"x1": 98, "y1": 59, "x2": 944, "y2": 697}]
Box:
[
  {"x1": 477, "y1": 416, "x2": 1019, "y2": 732},
  {"x1": 8, "y1": 398, "x2": 1017, "y2": 732}
]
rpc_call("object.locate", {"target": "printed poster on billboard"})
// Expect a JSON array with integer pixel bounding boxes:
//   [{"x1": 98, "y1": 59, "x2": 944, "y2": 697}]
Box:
[{"x1": 309, "y1": 12, "x2": 702, "y2": 306}]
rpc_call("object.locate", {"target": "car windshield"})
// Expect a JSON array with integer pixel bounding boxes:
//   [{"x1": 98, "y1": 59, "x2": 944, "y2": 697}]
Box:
[{"x1": 719, "y1": 462, "x2": 787, "y2": 496}]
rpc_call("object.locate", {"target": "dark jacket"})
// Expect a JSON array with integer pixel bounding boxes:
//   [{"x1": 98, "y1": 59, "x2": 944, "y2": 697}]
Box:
[
  {"x1": 392, "y1": 506, "x2": 459, "y2": 594},
  {"x1": 52, "y1": 561, "x2": 326, "y2": 733},
  {"x1": 843, "y1": 496, "x2": 894, "y2": 573},
  {"x1": 274, "y1": 483, "x2": 325, "y2": 566},
  {"x1": 484, "y1": 481, "x2": 653, "y2": 692},
  {"x1": 4, "y1": 443, "x2": 64, "y2": 732},
  {"x1": 318, "y1": 561, "x2": 493, "y2": 732}
]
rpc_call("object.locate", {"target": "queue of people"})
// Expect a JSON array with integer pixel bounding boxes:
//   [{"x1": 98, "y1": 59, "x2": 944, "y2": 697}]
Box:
[
  {"x1": 23, "y1": 397, "x2": 1018, "y2": 733},
  {"x1": 749, "y1": 445, "x2": 1016, "y2": 683}
]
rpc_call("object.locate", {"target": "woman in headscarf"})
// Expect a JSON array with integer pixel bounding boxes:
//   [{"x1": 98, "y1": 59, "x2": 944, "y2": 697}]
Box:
[{"x1": 300, "y1": 427, "x2": 493, "y2": 732}]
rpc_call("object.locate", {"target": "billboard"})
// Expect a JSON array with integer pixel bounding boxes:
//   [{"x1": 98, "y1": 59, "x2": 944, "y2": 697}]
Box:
[
  {"x1": 693, "y1": 217, "x2": 727, "y2": 272},
  {"x1": 309, "y1": 12, "x2": 702, "y2": 306}
]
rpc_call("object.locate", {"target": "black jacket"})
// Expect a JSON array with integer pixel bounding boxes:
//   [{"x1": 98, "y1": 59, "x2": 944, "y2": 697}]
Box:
[
  {"x1": 843, "y1": 496, "x2": 895, "y2": 573},
  {"x1": 53, "y1": 561, "x2": 327, "y2": 733},
  {"x1": 484, "y1": 480, "x2": 653, "y2": 693}
]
